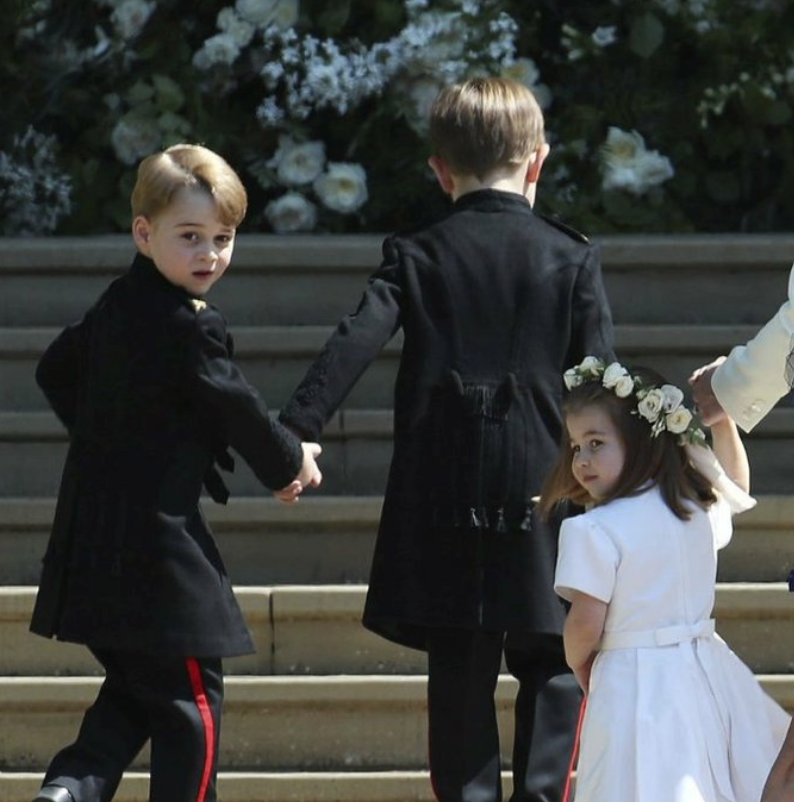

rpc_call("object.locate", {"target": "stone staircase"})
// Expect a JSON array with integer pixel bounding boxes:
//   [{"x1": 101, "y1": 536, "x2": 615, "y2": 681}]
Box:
[{"x1": 1, "y1": 233, "x2": 794, "y2": 802}]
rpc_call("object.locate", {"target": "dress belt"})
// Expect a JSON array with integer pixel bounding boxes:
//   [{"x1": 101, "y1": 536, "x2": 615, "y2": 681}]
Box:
[{"x1": 599, "y1": 619, "x2": 715, "y2": 651}]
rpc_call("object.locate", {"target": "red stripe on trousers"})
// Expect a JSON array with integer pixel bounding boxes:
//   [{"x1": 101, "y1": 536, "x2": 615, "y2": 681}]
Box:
[
  {"x1": 186, "y1": 657, "x2": 215, "y2": 802},
  {"x1": 562, "y1": 696, "x2": 588, "y2": 802}
]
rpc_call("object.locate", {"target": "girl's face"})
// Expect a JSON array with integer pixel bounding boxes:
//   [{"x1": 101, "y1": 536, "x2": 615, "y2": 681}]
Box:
[{"x1": 566, "y1": 405, "x2": 627, "y2": 502}]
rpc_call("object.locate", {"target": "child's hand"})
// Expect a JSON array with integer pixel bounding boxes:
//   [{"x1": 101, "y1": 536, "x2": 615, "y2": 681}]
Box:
[
  {"x1": 688, "y1": 356, "x2": 727, "y2": 426},
  {"x1": 297, "y1": 442, "x2": 323, "y2": 489},
  {"x1": 274, "y1": 479, "x2": 303, "y2": 504}
]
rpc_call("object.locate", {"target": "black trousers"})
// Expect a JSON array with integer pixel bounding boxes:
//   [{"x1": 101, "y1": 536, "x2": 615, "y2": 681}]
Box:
[
  {"x1": 426, "y1": 628, "x2": 582, "y2": 802},
  {"x1": 41, "y1": 648, "x2": 224, "y2": 802}
]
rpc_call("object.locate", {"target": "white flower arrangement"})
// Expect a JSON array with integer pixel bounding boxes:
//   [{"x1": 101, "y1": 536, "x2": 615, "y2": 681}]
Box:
[
  {"x1": 264, "y1": 191, "x2": 318, "y2": 233},
  {"x1": 7, "y1": 0, "x2": 794, "y2": 235},
  {"x1": 563, "y1": 357, "x2": 706, "y2": 446},
  {"x1": 600, "y1": 126, "x2": 674, "y2": 196}
]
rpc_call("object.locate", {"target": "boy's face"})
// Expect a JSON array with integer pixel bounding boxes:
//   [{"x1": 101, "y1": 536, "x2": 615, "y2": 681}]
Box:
[{"x1": 132, "y1": 187, "x2": 236, "y2": 296}]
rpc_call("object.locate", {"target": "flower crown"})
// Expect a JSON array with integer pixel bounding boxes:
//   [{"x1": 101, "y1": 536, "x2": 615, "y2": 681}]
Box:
[{"x1": 563, "y1": 356, "x2": 706, "y2": 446}]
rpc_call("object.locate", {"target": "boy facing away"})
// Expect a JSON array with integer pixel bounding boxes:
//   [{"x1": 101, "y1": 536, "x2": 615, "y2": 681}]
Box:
[
  {"x1": 279, "y1": 77, "x2": 615, "y2": 802},
  {"x1": 30, "y1": 144, "x2": 321, "y2": 802}
]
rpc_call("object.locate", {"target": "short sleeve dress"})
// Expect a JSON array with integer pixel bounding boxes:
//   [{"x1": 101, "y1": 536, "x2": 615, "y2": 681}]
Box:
[{"x1": 555, "y1": 485, "x2": 790, "y2": 802}]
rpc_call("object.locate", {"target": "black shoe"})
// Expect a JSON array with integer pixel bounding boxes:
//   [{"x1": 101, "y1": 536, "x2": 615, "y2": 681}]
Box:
[{"x1": 32, "y1": 785, "x2": 75, "y2": 802}]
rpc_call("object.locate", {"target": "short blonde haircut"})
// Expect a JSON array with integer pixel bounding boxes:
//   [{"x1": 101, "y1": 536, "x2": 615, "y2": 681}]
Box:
[
  {"x1": 429, "y1": 77, "x2": 545, "y2": 180},
  {"x1": 131, "y1": 144, "x2": 248, "y2": 227}
]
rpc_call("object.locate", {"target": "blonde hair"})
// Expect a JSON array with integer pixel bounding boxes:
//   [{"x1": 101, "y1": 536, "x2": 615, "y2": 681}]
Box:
[
  {"x1": 131, "y1": 144, "x2": 248, "y2": 227},
  {"x1": 429, "y1": 77, "x2": 546, "y2": 180}
]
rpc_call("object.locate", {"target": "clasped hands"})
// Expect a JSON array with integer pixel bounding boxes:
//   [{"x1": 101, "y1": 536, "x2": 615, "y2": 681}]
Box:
[{"x1": 274, "y1": 442, "x2": 323, "y2": 504}]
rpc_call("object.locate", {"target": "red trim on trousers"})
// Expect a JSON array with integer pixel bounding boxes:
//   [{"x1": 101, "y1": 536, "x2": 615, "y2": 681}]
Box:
[
  {"x1": 186, "y1": 657, "x2": 215, "y2": 802},
  {"x1": 562, "y1": 696, "x2": 587, "y2": 802}
]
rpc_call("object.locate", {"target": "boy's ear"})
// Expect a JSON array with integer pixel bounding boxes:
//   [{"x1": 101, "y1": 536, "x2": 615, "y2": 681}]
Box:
[
  {"x1": 428, "y1": 155, "x2": 456, "y2": 196},
  {"x1": 132, "y1": 215, "x2": 152, "y2": 255},
  {"x1": 526, "y1": 143, "x2": 551, "y2": 184}
]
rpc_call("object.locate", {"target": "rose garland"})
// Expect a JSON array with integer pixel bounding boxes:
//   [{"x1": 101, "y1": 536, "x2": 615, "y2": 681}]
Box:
[{"x1": 563, "y1": 356, "x2": 707, "y2": 446}]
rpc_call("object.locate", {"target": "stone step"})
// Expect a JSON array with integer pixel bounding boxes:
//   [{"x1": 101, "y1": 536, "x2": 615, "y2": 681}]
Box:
[
  {"x1": 3, "y1": 583, "x2": 794, "y2": 677},
  {"x1": 2, "y1": 670, "x2": 791, "y2": 773},
  {"x1": 1, "y1": 770, "x2": 451, "y2": 802},
  {"x1": 0, "y1": 403, "x2": 791, "y2": 499},
  {"x1": 0, "y1": 674, "x2": 515, "y2": 772},
  {"x1": 0, "y1": 586, "x2": 421, "y2": 678},
  {"x1": 2, "y1": 324, "x2": 790, "y2": 414},
  {"x1": 0, "y1": 494, "x2": 791, "y2": 587},
  {"x1": 1, "y1": 234, "x2": 793, "y2": 327}
]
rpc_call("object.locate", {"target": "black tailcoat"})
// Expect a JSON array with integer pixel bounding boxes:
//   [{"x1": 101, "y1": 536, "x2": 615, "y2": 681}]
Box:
[
  {"x1": 280, "y1": 190, "x2": 615, "y2": 650},
  {"x1": 31, "y1": 254, "x2": 303, "y2": 657}
]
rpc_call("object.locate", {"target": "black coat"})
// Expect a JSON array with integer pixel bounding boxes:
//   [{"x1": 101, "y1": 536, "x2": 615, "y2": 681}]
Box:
[
  {"x1": 31, "y1": 254, "x2": 303, "y2": 657},
  {"x1": 280, "y1": 190, "x2": 615, "y2": 650}
]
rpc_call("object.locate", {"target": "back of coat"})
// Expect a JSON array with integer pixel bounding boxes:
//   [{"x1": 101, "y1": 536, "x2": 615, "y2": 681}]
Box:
[{"x1": 281, "y1": 189, "x2": 615, "y2": 649}]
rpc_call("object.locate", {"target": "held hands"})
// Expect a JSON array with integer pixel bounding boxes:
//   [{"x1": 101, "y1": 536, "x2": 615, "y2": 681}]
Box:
[
  {"x1": 688, "y1": 356, "x2": 727, "y2": 426},
  {"x1": 274, "y1": 442, "x2": 323, "y2": 504}
]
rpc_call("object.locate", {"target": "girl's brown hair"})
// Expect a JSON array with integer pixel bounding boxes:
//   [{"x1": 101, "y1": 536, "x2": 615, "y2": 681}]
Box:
[
  {"x1": 429, "y1": 76, "x2": 545, "y2": 180},
  {"x1": 131, "y1": 143, "x2": 248, "y2": 228},
  {"x1": 540, "y1": 367, "x2": 716, "y2": 520}
]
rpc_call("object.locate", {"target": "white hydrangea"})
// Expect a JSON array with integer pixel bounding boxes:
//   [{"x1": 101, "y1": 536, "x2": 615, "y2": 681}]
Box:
[
  {"x1": 313, "y1": 162, "x2": 368, "y2": 214},
  {"x1": 110, "y1": 0, "x2": 155, "y2": 40},
  {"x1": 268, "y1": 136, "x2": 326, "y2": 185},
  {"x1": 265, "y1": 191, "x2": 318, "y2": 232},
  {"x1": 110, "y1": 116, "x2": 161, "y2": 165},
  {"x1": 0, "y1": 127, "x2": 72, "y2": 236},
  {"x1": 601, "y1": 126, "x2": 674, "y2": 196}
]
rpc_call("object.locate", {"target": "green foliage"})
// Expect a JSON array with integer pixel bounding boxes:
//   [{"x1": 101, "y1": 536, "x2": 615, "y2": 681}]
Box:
[{"x1": 3, "y1": 0, "x2": 794, "y2": 235}]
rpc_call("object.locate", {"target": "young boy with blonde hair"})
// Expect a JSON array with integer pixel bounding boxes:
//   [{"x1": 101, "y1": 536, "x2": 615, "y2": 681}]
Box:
[
  {"x1": 30, "y1": 144, "x2": 321, "y2": 802},
  {"x1": 279, "y1": 77, "x2": 615, "y2": 802}
]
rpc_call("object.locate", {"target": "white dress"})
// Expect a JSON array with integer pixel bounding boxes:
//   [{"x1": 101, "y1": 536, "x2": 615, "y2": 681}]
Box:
[{"x1": 555, "y1": 486, "x2": 790, "y2": 802}]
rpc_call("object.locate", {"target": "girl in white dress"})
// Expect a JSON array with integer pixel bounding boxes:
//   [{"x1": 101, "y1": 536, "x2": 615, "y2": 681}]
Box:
[{"x1": 540, "y1": 357, "x2": 790, "y2": 802}]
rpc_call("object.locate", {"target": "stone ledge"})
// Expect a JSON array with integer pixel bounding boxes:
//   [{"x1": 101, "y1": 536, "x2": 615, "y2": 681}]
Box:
[
  {"x1": 3, "y1": 233, "x2": 794, "y2": 271},
  {"x1": 0, "y1": 770, "x2": 450, "y2": 802}
]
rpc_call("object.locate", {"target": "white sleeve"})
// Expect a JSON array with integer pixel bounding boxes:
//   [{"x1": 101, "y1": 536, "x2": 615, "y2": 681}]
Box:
[
  {"x1": 708, "y1": 495, "x2": 734, "y2": 552},
  {"x1": 554, "y1": 514, "x2": 620, "y2": 604},
  {"x1": 712, "y1": 264, "x2": 794, "y2": 432}
]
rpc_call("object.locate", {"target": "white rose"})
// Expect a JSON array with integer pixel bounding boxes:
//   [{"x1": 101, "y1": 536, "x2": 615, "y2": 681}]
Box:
[
  {"x1": 276, "y1": 140, "x2": 326, "y2": 186},
  {"x1": 110, "y1": 0, "x2": 155, "y2": 40},
  {"x1": 637, "y1": 388, "x2": 665, "y2": 422},
  {"x1": 578, "y1": 356, "x2": 603, "y2": 377},
  {"x1": 563, "y1": 368, "x2": 582, "y2": 390},
  {"x1": 614, "y1": 375, "x2": 635, "y2": 398},
  {"x1": 270, "y1": 0, "x2": 299, "y2": 30},
  {"x1": 635, "y1": 149, "x2": 674, "y2": 191},
  {"x1": 217, "y1": 8, "x2": 255, "y2": 47},
  {"x1": 235, "y1": 0, "x2": 279, "y2": 26},
  {"x1": 193, "y1": 33, "x2": 241, "y2": 68},
  {"x1": 313, "y1": 162, "x2": 368, "y2": 214},
  {"x1": 660, "y1": 384, "x2": 684, "y2": 413},
  {"x1": 666, "y1": 407, "x2": 693, "y2": 435},
  {"x1": 265, "y1": 192, "x2": 318, "y2": 233},
  {"x1": 602, "y1": 362, "x2": 628, "y2": 388}
]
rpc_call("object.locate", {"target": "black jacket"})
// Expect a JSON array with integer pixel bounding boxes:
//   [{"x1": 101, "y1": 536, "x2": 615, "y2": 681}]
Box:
[
  {"x1": 281, "y1": 190, "x2": 615, "y2": 650},
  {"x1": 31, "y1": 254, "x2": 303, "y2": 657}
]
